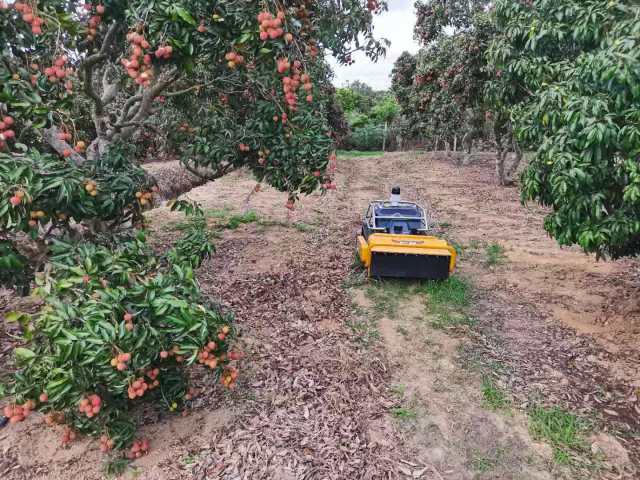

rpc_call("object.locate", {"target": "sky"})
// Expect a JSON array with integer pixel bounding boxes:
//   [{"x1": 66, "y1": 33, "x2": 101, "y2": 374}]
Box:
[{"x1": 329, "y1": 0, "x2": 420, "y2": 91}]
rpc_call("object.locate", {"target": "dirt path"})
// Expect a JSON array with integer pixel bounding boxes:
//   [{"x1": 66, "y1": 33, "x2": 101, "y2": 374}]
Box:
[{"x1": 1, "y1": 151, "x2": 638, "y2": 479}]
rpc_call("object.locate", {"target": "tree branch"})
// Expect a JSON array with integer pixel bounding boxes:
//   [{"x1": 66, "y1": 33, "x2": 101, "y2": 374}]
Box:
[
  {"x1": 43, "y1": 127, "x2": 86, "y2": 166},
  {"x1": 100, "y1": 64, "x2": 120, "y2": 106},
  {"x1": 115, "y1": 69, "x2": 179, "y2": 141},
  {"x1": 80, "y1": 22, "x2": 120, "y2": 118},
  {"x1": 116, "y1": 94, "x2": 143, "y2": 126}
]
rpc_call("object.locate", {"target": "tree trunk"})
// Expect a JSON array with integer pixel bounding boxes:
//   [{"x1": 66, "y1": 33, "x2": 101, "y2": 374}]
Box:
[
  {"x1": 505, "y1": 139, "x2": 523, "y2": 180},
  {"x1": 382, "y1": 121, "x2": 388, "y2": 152},
  {"x1": 453, "y1": 136, "x2": 457, "y2": 152},
  {"x1": 495, "y1": 127, "x2": 506, "y2": 186}
]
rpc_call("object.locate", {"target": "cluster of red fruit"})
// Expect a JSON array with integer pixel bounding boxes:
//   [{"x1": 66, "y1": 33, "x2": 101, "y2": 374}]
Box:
[
  {"x1": 217, "y1": 325, "x2": 231, "y2": 341},
  {"x1": 13, "y1": 2, "x2": 44, "y2": 35},
  {"x1": 220, "y1": 366, "x2": 239, "y2": 389},
  {"x1": 61, "y1": 426, "x2": 77, "y2": 445},
  {"x1": 159, "y1": 345, "x2": 184, "y2": 363},
  {"x1": 85, "y1": 179, "x2": 98, "y2": 197},
  {"x1": 0, "y1": 115, "x2": 16, "y2": 148},
  {"x1": 135, "y1": 189, "x2": 155, "y2": 206},
  {"x1": 3, "y1": 400, "x2": 35, "y2": 424},
  {"x1": 44, "y1": 56, "x2": 73, "y2": 92},
  {"x1": 257, "y1": 10, "x2": 286, "y2": 41},
  {"x1": 78, "y1": 394, "x2": 102, "y2": 418},
  {"x1": 272, "y1": 112, "x2": 288, "y2": 125},
  {"x1": 126, "y1": 438, "x2": 150, "y2": 459},
  {"x1": 127, "y1": 374, "x2": 159, "y2": 400},
  {"x1": 99, "y1": 435, "x2": 115, "y2": 452},
  {"x1": 225, "y1": 51, "x2": 245, "y2": 70},
  {"x1": 84, "y1": 3, "x2": 106, "y2": 42},
  {"x1": 238, "y1": 143, "x2": 250, "y2": 152},
  {"x1": 196, "y1": 341, "x2": 220, "y2": 369},
  {"x1": 110, "y1": 351, "x2": 131, "y2": 371},
  {"x1": 121, "y1": 32, "x2": 157, "y2": 87},
  {"x1": 8, "y1": 189, "x2": 25, "y2": 208},
  {"x1": 278, "y1": 59, "x2": 313, "y2": 110}
]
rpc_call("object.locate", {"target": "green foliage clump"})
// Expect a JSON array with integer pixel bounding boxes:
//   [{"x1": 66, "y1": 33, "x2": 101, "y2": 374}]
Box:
[
  {"x1": 489, "y1": 0, "x2": 640, "y2": 258},
  {"x1": 6, "y1": 203, "x2": 238, "y2": 450}
]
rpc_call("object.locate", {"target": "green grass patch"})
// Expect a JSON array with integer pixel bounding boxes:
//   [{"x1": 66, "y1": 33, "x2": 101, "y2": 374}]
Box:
[
  {"x1": 103, "y1": 458, "x2": 129, "y2": 477},
  {"x1": 390, "y1": 407, "x2": 418, "y2": 421},
  {"x1": 485, "y1": 242, "x2": 507, "y2": 266},
  {"x1": 224, "y1": 210, "x2": 259, "y2": 229},
  {"x1": 346, "y1": 316, "x2": 380, "y2": 346},
  {"x1": 421, "y1": 276, "x2": 473, "y2": 328},
  {"x1": 528, "y1": 406, "x2": 589, "y2": 464},
  {"x1": 471, "y1": 448, "x2": 505, "y2": 473},
  {"x1": 422, "y1": 276, "x2": 470, "y2": 308},
  {"x1": 481, "y1": 377, "x2": 510, "y2": 411},
  {"x1": 366, "y1": 279, "x2": 415, "y2": 318},
  {"x1": 292, "y1": 222, "x2": 314, "y2": 232},
  {"x1": 337, "y1": 149, "x2": 384, "y2": 158}
]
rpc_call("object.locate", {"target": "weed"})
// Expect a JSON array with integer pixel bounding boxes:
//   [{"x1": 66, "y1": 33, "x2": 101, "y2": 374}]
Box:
[
  {"x1": 390, "y1": 407, "x2": 417, "y2": 420},
  {"x1": 528, "y1": 405, "x2": 588, "y2": 464},
  {"x1": 471, "y1": 453, "x2": 496, "y2": 472},
  {"x1": 225, "y1": 210, "x2": 259, "y2": 229},
  {"x1": 422, "y1": 276, "x2": 472, "y2": 328},
  {"x1": 439, "y1": 221, "x2": 452, "y2": 229},
  {"x1": 422, "y1": 276, "x2": 470, "y2": 308},
  {"x1": 430, "y1": 312, "x2": 476, "y2": 329},
  {"x1": 471, "y1": 448, "x2": 505, "y2": 473},
  {"x1": 390, "y1": 384, "x2": 406, "y2": 397},
  {"x1": 366, "y1": 280, "x2": 415, "y2": 318},
  {"x1": 481, "y1": 377, "x2": 510, "y2": 410},
  {"x1": 204, "y1": 207, "x2": 232, "y2": 219},
  {"x1": 346, "y1": 316, "x2": 379, "y2": 346},
  {"x1": 104, "y1": 458, "x2": 129, "y2": 477},
  {"x1": 293, "y1": 222, "x2": 314, "y2": 232},
  {"x1": 342, "y1": 255, "x2": 368, "y2": 288},
  {"x1": 485, "y1": 242, "x2": 506, "y2": 266},
  {"x1": 467, "y1": 239, "x2": 481, "y2": 250}
]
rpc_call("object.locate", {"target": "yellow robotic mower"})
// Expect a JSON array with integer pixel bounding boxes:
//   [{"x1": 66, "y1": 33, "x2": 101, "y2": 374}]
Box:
[{"x1": 357, "y1": 187, "x2": 457, "y2": 280}]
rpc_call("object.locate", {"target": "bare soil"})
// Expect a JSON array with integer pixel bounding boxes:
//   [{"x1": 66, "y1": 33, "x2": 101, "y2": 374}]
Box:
[{"x1": 1, "y1": 151, "x2": 638, "y2": 479}]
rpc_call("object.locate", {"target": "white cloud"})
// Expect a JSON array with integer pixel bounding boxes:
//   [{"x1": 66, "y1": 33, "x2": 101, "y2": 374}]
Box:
[{"x1": 329, "y1": 0, "x2": 419, "y2": 91}]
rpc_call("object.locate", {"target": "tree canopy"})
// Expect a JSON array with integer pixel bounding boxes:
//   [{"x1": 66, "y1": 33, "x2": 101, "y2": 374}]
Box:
[{"x1": 489, "y1": 0, "x2": 640, "y2": 258}]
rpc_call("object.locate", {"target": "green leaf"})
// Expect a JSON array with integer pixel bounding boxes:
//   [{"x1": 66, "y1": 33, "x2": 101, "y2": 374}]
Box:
[
  {"x1": 175, "y1": 6, "x2": 197, "y2": 26},
  {"x1": 14, "y1": 347, "x2": 36, "y2": 362}
]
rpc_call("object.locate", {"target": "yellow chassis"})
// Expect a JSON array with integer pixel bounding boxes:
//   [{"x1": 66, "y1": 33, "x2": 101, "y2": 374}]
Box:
[{"x1": 357, "y1": 233, "x2": 457, "y2": 277}]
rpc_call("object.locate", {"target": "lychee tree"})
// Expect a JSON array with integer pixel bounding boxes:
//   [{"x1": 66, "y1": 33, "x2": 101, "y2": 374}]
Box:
[
  {"x1": 488, "y1": 0, "x2": 640, "y2": 258},
  {"x1": 392, "y1": 1, "x2": 499, "y2": 163},
  {"x1": 1, "y1": 0, "x2": 388, "y2": 283},
  {"x1": 0, "y1": 0, "x2": 388, "y2": 455}
]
